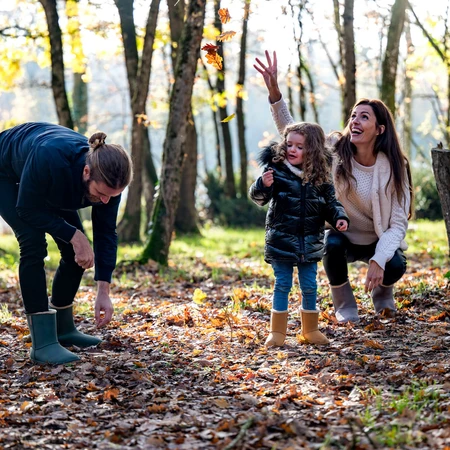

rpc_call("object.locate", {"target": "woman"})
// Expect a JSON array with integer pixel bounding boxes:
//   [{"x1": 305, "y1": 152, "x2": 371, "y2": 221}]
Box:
[
  {"x1": 0, "y1": 122, "x2": 133, "y2": 364},
  {"x1": 254, "y1": 51, "x2": 413, "y2": 323}
]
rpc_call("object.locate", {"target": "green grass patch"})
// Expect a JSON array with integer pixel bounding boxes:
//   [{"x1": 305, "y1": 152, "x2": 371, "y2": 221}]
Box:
[
  {"x1": 0, "y1": 221, "x2": 446, "y2": 282},
  {"x1": 406, "y1": 220, "x2": 448, "y2": 264}
]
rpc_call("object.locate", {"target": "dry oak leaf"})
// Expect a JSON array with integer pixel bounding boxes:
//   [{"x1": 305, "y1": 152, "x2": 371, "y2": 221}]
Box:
[
  {"x1": 202, "y1": 43, "x2": 223, "y2": 70},
  {"x1": 218, "y1": 8, "x2": 231, "y2": 24},
  {"x1": 364, "y1": 339, "x2": 385, "y2": 350},
  {"x1": 217, "y1": 31, "x2": 236, "y2": 42},
  {"x1": 205, "y1": 52, "x2": 223, "y2": 70},
  {"x1": 202, "y1": 43, "x2": 219, "y2": 54},
  {"x1": 103, "y1": 388, "x2": 120, "y2": 401}
]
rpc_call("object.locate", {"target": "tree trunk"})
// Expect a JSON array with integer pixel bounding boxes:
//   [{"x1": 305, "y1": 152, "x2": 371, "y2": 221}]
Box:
[
  {"x1": 115, "y1": 0, "x2": 161, "y2": 242},
  {"x1": 236, "y1": 0, "x2": 250, "y2": 198},
  {"x1": 301, "y1": 59, "x2": 319, "y2": 123},
  {"x1": 39, "y1": 0, "x2": 73, "y2": 129},
  {"x1": 381, "y1": 0, "x2": 407, "y2": 116},
  {"x1": 431, "y1": 148, "x2": 450, "y2": 255},
  {"x1": 402, "y1": 18, "x2": 413, "y2": 159},
  {"x1": 141, "y1": 0, "x2": 206, "y2": 265},
  {"x1": 175, "y1": 117, "x2": 199, "y2": 233},
  {"x1": 143, "y1": 130, "x2": 158, "y2": 227},
  {"x1": 408, "y1": 4, "x2": 450, "y2": 147},
  {"x1": 214, "y1": 0, "x2": 236, "y2": 199},
  {"x1": 297, "y1": 64, "x2": 306, "y2": 121},
  {"x1": 168, "y1": 0, "x2": 200, "y2": 234},
  {"x1": 72, "y1": 72, "x2": 88, "y2": 134},
  {"x1": 332, "y1": 0, "x2": 347, "y2": 125},
  {"x1": 342, "y1": 0, "x2": 356, "y2": 123},
  {"x1": 66, "y1": 0, "x2": 88, "y2": 134},
  {"x1": 201, "y1": 59, "x2": 222, "y2": 169}
]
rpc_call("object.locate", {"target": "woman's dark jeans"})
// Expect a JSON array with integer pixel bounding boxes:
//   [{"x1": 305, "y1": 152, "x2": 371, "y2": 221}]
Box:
[
  {"x1": 323, "y1": 229, "x2": 407, "y2": 286},
  {"x1": 0, "y1": 179, "x2": 85, "y2": 313}
]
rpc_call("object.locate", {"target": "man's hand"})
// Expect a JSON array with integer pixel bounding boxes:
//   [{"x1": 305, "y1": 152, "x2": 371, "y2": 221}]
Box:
[
  {"x1": 70, "y1": 229, "x2": 94, "y2": 269},
  {"x1": 335, "y1": 219, "x2": 348, "y2": 232},
  {"x1": 365, "y1": 260, "x2": 384, "y2": 293},
  {"x1": 254, "y1": 50, "x2": 282, "y2": 104},
  {"x1": 262, "y1": 169, "x2": 274, "y2": 187},
  {"x1": 95, "y1": 281, "x2": 114, "y2": 327}
]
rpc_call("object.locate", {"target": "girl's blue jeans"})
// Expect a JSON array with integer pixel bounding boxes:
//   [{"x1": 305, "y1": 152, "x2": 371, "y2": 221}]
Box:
[{"x1": 271, "y1": 260, "x2": 318, "y2": 311}]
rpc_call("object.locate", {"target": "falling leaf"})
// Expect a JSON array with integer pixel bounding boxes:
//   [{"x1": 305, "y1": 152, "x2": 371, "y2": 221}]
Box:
[
  {"x1": 193, "y1": 288, "x2": 207, "y2": 305},
  {"x1": 202, "y1": 43, "x2": 223, "y2": 70},
  {"x1": 218, "y1": 8, "x2": 231, "y2": 24},
  {"x1": 217, "y1": 31, "x2": 236, "y2": 42},
  {"x1": 201, "y1": 43, "x2": 219, "y2": 53},
  {"x1": 221, "y1": 113, "x2": 235, "y2": 123}
]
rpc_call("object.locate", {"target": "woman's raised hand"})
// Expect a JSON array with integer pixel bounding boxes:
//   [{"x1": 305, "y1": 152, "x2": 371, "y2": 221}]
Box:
[{"x1": 254, "y1": 50, "x2": 282, "y2": 104}]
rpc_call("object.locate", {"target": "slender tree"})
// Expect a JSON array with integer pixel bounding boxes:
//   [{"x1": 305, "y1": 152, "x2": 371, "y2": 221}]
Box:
[
  {"x1": 167, "y1": 0, "x2": 200, "y2": 234},
  {"x1": 66, "y1": 0, "x2": 88, "y2": 134},
  {"x1": 114, "y1": 0, "x2": 160, "y2": 242},
  {"x1": 39, "y1": 0, "x2": 73, "y2": 129},
  {"x1": 381, "y1": 0, "x2": 407, "y2": 116},
  {"x1": 342, "y1": 0, "x2": 356, "y2": 122},
  {"x1": 141, "y1": 0, "x2": 206, "y2": 265},
  {"x1": 402, "y1": 17, "x2": 414, "y2": 159},
  {"x1": 214, "y1": 0, "x2": 236, "y2": 199},
  {"x1": 236, "y1": 0, "x2": 251, "y2": 198},
  {"x1": 409, "y1": 1, "x2": 450, "y2": 146}
]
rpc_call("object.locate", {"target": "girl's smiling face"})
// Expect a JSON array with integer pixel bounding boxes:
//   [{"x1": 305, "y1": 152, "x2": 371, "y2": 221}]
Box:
[{"x1": 286, "y1": 131, "x2": 304, "y2": 167}]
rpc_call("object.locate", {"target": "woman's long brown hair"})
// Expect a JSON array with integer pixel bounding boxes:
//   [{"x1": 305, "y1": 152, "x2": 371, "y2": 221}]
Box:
[{"x1": 333, "y1": 98, "x2": 414, "y2": 218}]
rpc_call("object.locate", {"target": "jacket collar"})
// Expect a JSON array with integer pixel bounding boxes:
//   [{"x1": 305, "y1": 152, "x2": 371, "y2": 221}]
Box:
[{"x1": 283, "y1": 159, "x2": 304, "y2": 179}]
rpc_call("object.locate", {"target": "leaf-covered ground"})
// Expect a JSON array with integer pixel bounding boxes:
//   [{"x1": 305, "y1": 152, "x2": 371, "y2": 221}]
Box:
[{"x1": 1, "y1": 244, "x2": 450, "y2": 449}]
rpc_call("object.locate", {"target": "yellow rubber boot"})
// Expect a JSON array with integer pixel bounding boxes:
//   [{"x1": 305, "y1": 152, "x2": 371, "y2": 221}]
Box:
[
  {"x1": 301, "y1": 309, "x2": 329, "y2": 345},
  {"x1": 265, "y1": 311, "x2": 288, "y2": 347}
]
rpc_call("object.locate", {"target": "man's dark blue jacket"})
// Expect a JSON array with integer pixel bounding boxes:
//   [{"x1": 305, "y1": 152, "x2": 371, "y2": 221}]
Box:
[{"x1": 0, "y1": 122, "x2": 120, "y2": 283}]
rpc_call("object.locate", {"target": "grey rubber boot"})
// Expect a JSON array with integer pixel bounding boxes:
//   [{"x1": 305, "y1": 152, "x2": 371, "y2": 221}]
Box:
[
  {"x1": 50, "y1": 303, "x2": 102, "y2": 348},
  {"x1": 331, "y1": 281, "x2": 360, "y2": 323},
  {"x1": 372, "y1": 285, "x2": 396, "y2": 317},
  {"x1": 26, "y1": 311, "x2": 80, "y2": 364}
]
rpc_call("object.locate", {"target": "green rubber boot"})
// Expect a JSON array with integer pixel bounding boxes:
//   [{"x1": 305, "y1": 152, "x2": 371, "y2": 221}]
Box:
[
  {"x1": 51, "y1": 303, "x2": 102, "y2": 348},
  {"x1": 26, "y1": 311, "x2": 80, "y2": 364}
]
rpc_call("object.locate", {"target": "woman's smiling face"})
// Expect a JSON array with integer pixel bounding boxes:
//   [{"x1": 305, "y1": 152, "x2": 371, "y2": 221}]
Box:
[{"x1": 349, "y1": 104, "x2": 384, "y2": 148}]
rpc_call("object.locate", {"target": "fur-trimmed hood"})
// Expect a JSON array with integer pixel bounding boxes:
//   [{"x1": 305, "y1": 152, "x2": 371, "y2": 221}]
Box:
[{"x1": 257, "y1": 142, "x2": 278, "y2": 167}]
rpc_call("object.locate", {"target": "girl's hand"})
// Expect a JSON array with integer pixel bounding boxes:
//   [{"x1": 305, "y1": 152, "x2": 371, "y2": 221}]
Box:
[
  {"x1": 335, "y1": 219, "x2": 348, "y2": 232},
  {"x1": 365, "y1": 261, "x2": 384, "y2": 293},
  {"x1": 262, "y1": 169, "x2": 274, "y2": 187},
  {"x1": 254, "y1": 50, "x2": 282, "y2": 104}
]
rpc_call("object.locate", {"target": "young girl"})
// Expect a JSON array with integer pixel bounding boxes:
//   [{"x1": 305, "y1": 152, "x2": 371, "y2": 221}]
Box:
[{"x1": 249, "y1": 122, "x2": 349, "y2": 347}]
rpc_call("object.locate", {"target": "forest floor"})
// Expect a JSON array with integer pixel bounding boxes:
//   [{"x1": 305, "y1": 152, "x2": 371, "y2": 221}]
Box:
[{"x1": 0, "y1": 224, "x2": 449, "y2": 449}]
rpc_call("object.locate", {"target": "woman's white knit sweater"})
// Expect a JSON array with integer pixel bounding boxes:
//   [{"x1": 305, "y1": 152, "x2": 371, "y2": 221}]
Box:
[{"x1": 270, "y1": 97, "x2": 410, "y2": 270}]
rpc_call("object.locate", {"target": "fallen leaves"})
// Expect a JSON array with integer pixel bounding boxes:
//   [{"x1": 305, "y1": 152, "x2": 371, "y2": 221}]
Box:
[{"x1": 0, "y1": 249, "x2": 449, "y2": 449}]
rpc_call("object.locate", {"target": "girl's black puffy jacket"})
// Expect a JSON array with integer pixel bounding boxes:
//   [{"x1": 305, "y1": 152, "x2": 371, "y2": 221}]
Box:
[{"x1": 249, "y1": 145, "x2": 349, "y2": 264}]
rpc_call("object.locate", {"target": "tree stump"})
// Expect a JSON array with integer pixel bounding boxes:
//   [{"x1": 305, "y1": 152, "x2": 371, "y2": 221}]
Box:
[{"x1": 431, "y1": 146, "x2": 450, "y2": 255}]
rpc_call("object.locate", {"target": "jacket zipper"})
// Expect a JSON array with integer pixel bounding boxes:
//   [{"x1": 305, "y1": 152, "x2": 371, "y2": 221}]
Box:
[{"x1": 299, "y1": 183, "x2": 306, "y2": 262}]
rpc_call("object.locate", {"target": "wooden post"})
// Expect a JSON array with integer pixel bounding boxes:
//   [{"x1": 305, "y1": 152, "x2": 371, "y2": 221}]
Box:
[{"x1": 431, "y1": 146, "x2": 450, "y2": 255}]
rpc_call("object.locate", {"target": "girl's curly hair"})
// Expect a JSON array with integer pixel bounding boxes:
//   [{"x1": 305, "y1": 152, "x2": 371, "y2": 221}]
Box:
[{"x1": 271, "y1": 122, "x2": 333, "y2": 185}]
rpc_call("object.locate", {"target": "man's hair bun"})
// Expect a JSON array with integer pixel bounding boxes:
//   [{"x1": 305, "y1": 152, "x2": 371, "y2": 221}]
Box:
[{"x1": 89, "y1": 132, "x2": 107, "y2": 151}]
